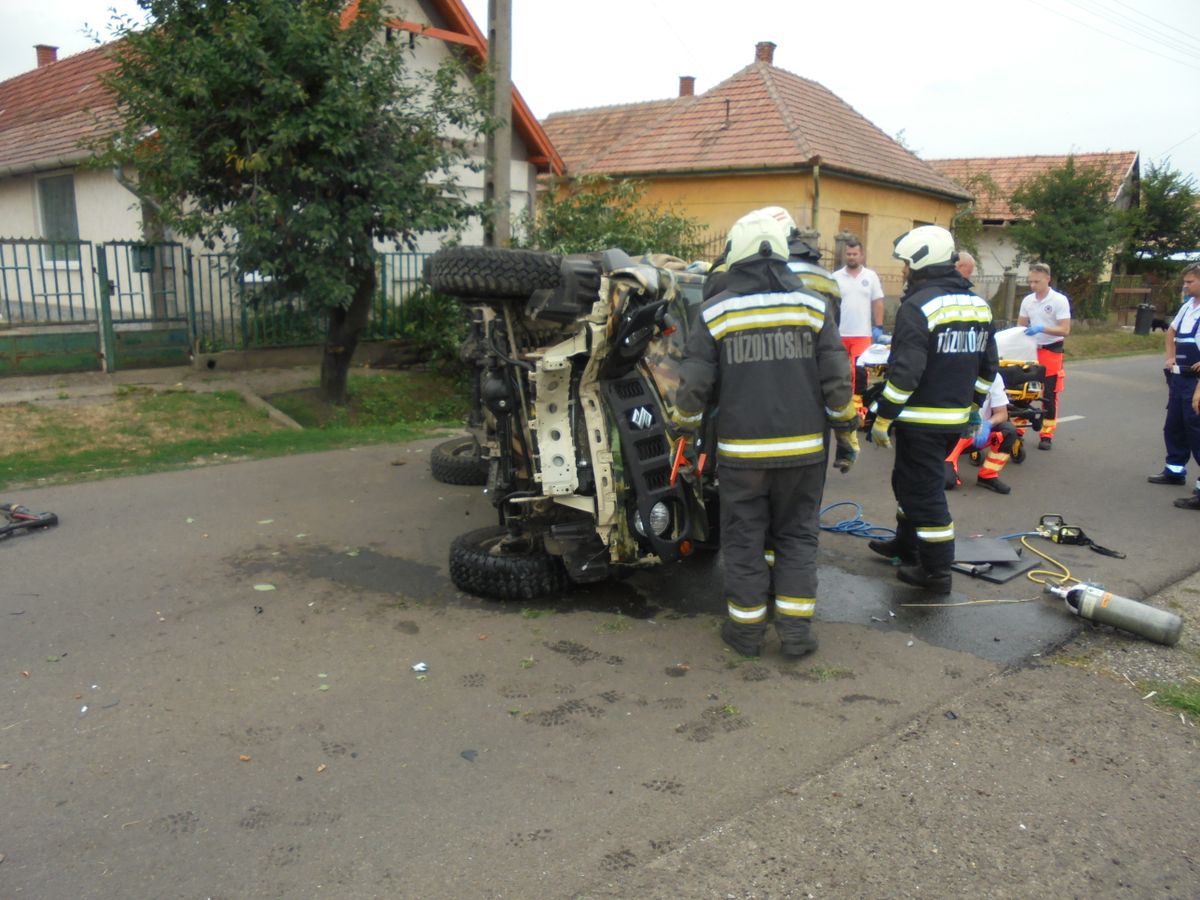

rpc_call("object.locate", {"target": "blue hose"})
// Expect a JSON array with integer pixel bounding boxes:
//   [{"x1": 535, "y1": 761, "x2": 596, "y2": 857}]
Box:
[{"x1": 819, "y1": 501, "x2": 895, "y2": 539}]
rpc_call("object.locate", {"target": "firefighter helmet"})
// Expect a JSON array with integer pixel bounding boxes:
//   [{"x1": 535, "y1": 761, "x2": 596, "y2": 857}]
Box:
[
  {"x1": 892, "y1": 225, "x2": 956, "y2": 271},
  {"x1": 755, "y1": 206, "x2": 797, "y2": 233},
  {"x1": 726, "y1": 210, "x2": 789, "y2": 266}
]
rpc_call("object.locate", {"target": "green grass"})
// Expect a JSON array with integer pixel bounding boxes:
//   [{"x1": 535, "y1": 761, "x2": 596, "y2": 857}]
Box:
[
  {"x1": 1144, "y1": 681, "x2": 1200, "y2": 718},
  {"x1": 0, "y1": 372, "x2": 469, "y2": 490},
  {"x1": 1064, "y1": 326, "x2": 1165, "y2": 361}
]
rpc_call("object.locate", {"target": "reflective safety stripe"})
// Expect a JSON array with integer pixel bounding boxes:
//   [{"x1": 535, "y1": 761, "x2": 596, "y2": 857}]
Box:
[
  {"x1": 916, "y1": 523, "x2": 955, "y2": 542},
  {"x1": 718, "y1": 433, "x2": 824, "y2": 459},
  {"x1": 1177, "y1": 337, "x2": 1197, "y2": 344},
  {"x1": 895, "y1": 406, "x2": 970, "y2": 425},
  {"x1": 763, "y1": 550, "x2": 776, "y2": 567},
  {"x1": 921, "y1": 294, "x2": 993, "y2": 328},
  {"x1": 673, "y1": 407, "x2": 703, "y2": 425},
  {"x1": 974, "y1": 377, "x2": 993, "y2": 394},
  {"x1": 703, "y1": 292, "x2": 826, "y2": 340},
  {"x1": 826, "y1": 401, "x2": 858, "y2": 425},
  {"x1": 981, "y1": 452, "x2": 1007, "y2": 474},
  {"x1": 775, "y1": 595, "x2": 815, "y2": 617},
  {"x1": 728, "y1": 601, "x2": 768, "y2": 623},
  {"x1": 882, "y1": 382, "x2": 912, "y2": 404}
]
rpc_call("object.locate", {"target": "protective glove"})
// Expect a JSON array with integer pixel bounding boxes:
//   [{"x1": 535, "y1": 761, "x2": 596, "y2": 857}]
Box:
[
  {"x1": 1024, "y1": 323, "x2": 1045, "y2": 336},
  {"x1": 871, "y1": 325, "x2": 885, "y2": 344},
  {"x1": 870, "y1": 415, "x2": 894, "y2": 449},
  {"x1": 833, "y1": 428, "x2": 859, "y2": 473},
  {"x1": 972, "y1": 419, "x2": 993, "y2": 449}
]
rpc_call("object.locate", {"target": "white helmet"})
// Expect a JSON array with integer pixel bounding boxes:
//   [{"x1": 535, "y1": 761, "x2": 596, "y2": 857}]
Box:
[
  {"x1": 755, "y1": 205, "x2": 797, "y2": 233},
  {"x1": 726, "y1": 210, "x2": 789, "y2": 266},
  {"x1": 892, "y1": 225, "x2": 956, "y2": 271}
]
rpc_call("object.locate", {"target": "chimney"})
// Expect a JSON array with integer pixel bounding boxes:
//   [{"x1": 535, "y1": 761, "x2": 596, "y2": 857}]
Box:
[
  {"x1": 35, "y1": 44, "x2": 58, "y2": 68},
  {"x1": 755, "y1": 41, "x2": 775, "y2": 64},
  {"x1": 679, "y1": 76, "x2": 695, "y2": 97}
]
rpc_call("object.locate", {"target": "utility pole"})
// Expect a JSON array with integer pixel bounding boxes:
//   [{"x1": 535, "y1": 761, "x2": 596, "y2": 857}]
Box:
[{"x1": 483, "y1": 0, "x2": 512, "y2": 247}]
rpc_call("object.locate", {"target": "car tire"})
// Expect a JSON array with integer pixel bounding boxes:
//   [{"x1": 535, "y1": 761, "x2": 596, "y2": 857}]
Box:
[
  {"x1": 424, "y1": 247, "x2": 562, "y2": 299},
  {"x1": 449, "y1": 526, "x2": 570, "y2": 601},
  {"x1": 430, "y1": 436, "x2": 488, "y2": 485}
]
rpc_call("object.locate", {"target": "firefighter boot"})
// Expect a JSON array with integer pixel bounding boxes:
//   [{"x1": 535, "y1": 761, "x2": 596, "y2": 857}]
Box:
[
  {"x1": 720, "y1": 620, "x2": 765, "y2": 657},
  {"x1": 868, "y1": 532, "x2": 918, "y2": 565},
  {"x1": 896, "y1": 564, "x2": 953, "y2": 595},
  {"x1": 777, "y1": 620, "x2": 818, "y2": 659}
]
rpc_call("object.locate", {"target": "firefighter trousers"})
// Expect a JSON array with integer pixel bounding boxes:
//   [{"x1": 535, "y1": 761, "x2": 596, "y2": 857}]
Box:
[
  {"x1": 1037, "y1": 344, "x2": 1065, "y2": 438},
  {"x1": 892, "y1": 428, "x2": 959, "y2": 572},
  {"x1": 719, "y1": 462, "x2": 825, "y2": 643}
]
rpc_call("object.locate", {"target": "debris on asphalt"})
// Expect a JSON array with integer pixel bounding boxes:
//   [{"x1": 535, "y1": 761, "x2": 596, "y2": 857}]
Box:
[
  {"x1": 665, "y1": 664, "x2": 690, "y2": 677},
  {"x1": 945, "y1": 711, "x2": 959, "y2": 720},
  {"x1": 461, "y1": 749, "x2": 478, "y2": 762},
  {"x1": 257, "y1": 519, "x2": 274, "y2": 525},
  {"x1": 253, "y1": 584, "x2": 276, "y2": 592},
  {"x1": 239, "y1": 755, "x2": 251, "y2": 762},
  {"x1": 316, "y1": 763, "x2": 328, "y2": 773},
  {"x1": 906, "y1": 640, "x2": 914, "y2": 647},
  {"x1": 412, "y1": 662, "x2": 428, "y2": 673}
]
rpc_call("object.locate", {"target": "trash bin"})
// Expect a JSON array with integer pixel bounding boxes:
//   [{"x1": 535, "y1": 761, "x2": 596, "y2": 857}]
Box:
[{"x1": 1134, "y1": 303, "x2": 1155, "y2": 336}]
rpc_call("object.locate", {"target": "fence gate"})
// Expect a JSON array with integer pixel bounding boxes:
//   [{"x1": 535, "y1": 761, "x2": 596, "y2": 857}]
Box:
[{"x1": 97, "y1": 241, "x2": 194, "y2": 372}]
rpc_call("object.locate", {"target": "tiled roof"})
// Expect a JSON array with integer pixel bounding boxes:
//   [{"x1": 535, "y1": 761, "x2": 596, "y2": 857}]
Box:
[
  {"x1": 926, "y1": 152, "x2": 1139, "y2": 222},
  {"x1": 543, "y1": 60, "x2": 969, "y2": 201},
  {"x1": 0, "y1": 44, "x2": 119, "y2": 175}
]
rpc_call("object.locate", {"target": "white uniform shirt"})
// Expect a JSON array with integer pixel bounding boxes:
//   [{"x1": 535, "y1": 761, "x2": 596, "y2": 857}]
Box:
[
  {"x1": 980, "y1": 373, "x2": 1008, "y2": 420},
  {"x1": 832, "y1": 265, "x2": 884, "y2": 338},
  {"x1": 1169, "y1": 297, "x2": 1200, "y2": 337},
  {"x1": 1019, "y1": 288, "x2": 1071, "y2": 346}
]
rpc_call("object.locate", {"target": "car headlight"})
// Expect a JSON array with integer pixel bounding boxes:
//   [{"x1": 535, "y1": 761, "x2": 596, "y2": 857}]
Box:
[{"x1": 633, "y1": 501, "x2": 671, "y2": 537}]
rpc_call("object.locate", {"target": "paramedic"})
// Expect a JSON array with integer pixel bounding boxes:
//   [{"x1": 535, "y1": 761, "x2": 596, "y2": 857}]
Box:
[{"x1": 1017, "y1": 263, "x2": 1071, "y2": 450}]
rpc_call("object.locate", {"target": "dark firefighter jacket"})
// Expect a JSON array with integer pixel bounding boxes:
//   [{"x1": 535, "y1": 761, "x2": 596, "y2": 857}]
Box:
[
  {"x1": 872, "y1": 267, "x2": 998, "y2": 430},
  {"x1": 672, "y1": 256, "x2": 856, "y2": 469}
]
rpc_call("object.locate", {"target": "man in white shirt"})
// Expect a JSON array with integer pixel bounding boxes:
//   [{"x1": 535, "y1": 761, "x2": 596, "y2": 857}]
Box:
[
  {"x1": 1017, "y1": 263, "x2": 1071, "y2": 450},
  {"x1": 1149, "y1": 264, "x2": 1200, "y2": 510},
  {"x1": 832, "y1": 237, "x2": 884, "y2": 412}
]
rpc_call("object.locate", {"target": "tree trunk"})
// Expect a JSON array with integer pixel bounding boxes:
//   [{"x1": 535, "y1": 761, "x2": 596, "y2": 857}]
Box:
[{"x1": 319, "y1": 251, "x2": 377, "y2": 405}]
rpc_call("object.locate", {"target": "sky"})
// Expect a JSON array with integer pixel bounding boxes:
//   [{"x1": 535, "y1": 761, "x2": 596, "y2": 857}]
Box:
[{"x1": 2, "y1": 0, "x2": 1197, "y2": 182}]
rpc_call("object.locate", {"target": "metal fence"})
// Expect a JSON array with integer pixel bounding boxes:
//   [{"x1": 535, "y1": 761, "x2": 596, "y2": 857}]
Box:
[{"x1": 1, "y1": 237, "x2": 435, "y2": 372}]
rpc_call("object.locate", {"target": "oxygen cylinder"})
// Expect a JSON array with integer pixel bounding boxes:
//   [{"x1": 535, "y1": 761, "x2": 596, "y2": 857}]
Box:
[{"x1": 1046, "y1": 583, "x2": 1183, "y2": 646}]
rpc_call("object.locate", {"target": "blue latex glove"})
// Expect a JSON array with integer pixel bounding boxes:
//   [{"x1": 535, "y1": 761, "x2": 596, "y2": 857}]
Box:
[
  {"x1": 1025, "y1": 323, "x2": 1045, "y2": 336},
  {"x1": 871, "y1": 325, "x2": 884, "y2": 344},
  {"x1": 973, "y1": 420, "x2": 993, "y2": 449}
]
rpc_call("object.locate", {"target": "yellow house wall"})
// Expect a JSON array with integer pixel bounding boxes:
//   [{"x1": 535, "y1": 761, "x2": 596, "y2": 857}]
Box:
[{"x1": 634, "y1": 172, "x2": 959, "y2": 284}]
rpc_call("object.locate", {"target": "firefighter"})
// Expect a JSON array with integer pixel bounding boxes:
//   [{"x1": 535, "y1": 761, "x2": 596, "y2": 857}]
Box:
[
  {"x1": 867, "y1": 225, "x2": 998, "y2": 594},
  {"x1": 672, "y1": 210, "x2": 857, "y2": 657}
]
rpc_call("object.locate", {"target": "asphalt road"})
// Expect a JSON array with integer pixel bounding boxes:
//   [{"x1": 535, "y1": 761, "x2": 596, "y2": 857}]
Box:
[{"x1": 0, "y1": 353, "x2": 1194, "y2": 898}]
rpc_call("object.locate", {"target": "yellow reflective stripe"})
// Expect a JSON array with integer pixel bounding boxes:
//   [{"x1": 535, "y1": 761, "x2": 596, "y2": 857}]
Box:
[
  {"x1": 826, "y1": 402, "x2": 858, "y2": 424},
  {"x1": 882, "y1": 382, "x2": 912, "y2": 404},
  {"x1": 704, "y1": 291, "x2": 826, "y2": 322},
  {"x1": 728, "y1": 601, "x2": 767, "y2": 623},
  {"x1": 982, "y1": 453, "x2": 1006, "y2": 473},
  {"x1": 920, "y1": 294, "x2": 992, "y2": 328},
  {"x1": 916, "y1": 524, "x2": 955, "y2": 542},
  {"x1": 775, "y1": 595, "x2": 815, "y2": 617},
  {"x1": 895, "y1": 406, "x2": 970, "y2": 425},
  {"x1": 718, "y1": 434, "x2": 825, "y2": 458},
  {"x1": 673, "y1": 407, "x2": 703, "y2": 425},
  {"x1": 763, "y1": 550, "x2": 776, "y2": 566},
  {"x1": 707, "y1": 308, "x2": 824, "y2": 340},
  {"x1": 974, "y1": 377, "x2": 993, "y2": 394}
]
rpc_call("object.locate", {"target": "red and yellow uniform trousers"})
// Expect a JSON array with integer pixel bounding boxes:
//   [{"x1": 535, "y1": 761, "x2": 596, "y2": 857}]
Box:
[{"x1": 1037, "y1": 342, "x2": 1065, "y2": 439}]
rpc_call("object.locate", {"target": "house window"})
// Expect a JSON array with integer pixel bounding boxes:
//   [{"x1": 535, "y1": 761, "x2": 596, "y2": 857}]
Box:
[
  {"x1": 838, "y1": 211, "x2": 867, "y2": 245},
  {"x1": 38, "y1": 173, "x2": 81, "y2": 263}
]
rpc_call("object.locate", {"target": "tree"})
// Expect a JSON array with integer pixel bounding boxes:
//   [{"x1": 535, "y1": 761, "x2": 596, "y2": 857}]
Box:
[
  {"x1": 1122, "y1": 160, "x2": 1200, "y2": 276},
  {"x1": 1008, "y1": 156, "x2": 1133, "y2": 312},
  {"x1": 99, "y1": 0, "x2": 492, "y2": 403},
  {"x1": 516, "y1": 176, "x2": 703, "y2": 259},
  {"x1": 949, "y1": 171, "x2": 1002, "y2": 259}
]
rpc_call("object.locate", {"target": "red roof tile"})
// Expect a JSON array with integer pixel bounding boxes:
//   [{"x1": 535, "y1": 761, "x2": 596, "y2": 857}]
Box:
[
  {"x1": 926, "y1": 152, "x2": 1139, "y2": 222},
  {"x1": 543, "y1": 60, "x2": 969, "y2": 201},
  {"x1": 0, "y1": 44, "x2": 119, "y2": 174}
]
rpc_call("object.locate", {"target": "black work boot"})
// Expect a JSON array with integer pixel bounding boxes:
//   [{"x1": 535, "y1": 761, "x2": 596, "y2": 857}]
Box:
[
  {"x1": 777, "y1": 620, "x2": 819, "y2": 659},
  {"x1": 976, "y1": 474, "x2": 1011, "y2": 494},
  {"x1": 720, "y1": 620, "x2": 764, "y2": 657},
  {"x1": 868, "y1": 538, "x2": 917, "y2": 565},
  {"x1": 897, "y1": 565, "x2": 953, "y2": 595}
]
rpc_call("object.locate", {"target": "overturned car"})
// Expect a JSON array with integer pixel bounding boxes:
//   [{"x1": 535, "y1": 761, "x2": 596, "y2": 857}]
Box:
[{"x1": 424, "y1": 246, "x2": 717, "y2": 600}]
